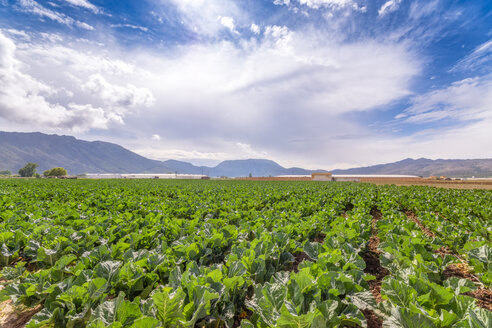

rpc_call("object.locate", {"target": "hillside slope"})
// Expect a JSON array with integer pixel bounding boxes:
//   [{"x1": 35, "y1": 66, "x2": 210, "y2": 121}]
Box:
[
  {"x1": 332, "y1": 158, "x2": 492, "y2": 178},
  {"x1": 0, "y1": 132, "x2": 172, "y2": 174}
]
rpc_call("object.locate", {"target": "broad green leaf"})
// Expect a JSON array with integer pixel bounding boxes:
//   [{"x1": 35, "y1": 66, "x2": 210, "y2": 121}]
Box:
[{"x1": 151, "y1": 287, "x2": 186, "y2": 326}]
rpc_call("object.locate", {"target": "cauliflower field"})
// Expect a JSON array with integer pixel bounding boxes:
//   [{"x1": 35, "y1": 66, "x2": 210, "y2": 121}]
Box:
[{"x1": 0, "y1": 179, "x2": 490, "y2": 327}]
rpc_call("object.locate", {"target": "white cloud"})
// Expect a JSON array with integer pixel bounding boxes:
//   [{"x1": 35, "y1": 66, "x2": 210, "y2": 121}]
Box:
[
  {"x1": 151, "y1": 134, "x2": 161, "y2": 141},
  {"x1": 4, "y1": 29, "x2": 31, "y2": 41},
  {"x1": 63, "y1": 0, "x2": 99, "y2": 14},
  {"x1": 83, "y1": 74, "x2": 155, "y2": 109},
  {"x1": 236, "y1": 143, "x2": 268, "y2": 158},
  {"x1": 378, "y1": 0, "x2": 402, "y2": 17},
  {"x1": 135, "y1": 147, "x2": 230, "y2": 163},
  {"x1": 275, "y1": 0, "x2": 360, "y2": 10},
  {"x1": 299, "y1": 0, "x2": 355, "y2": 9},
  {"x1": 399, "y1": 75, "x2": 492, "y2": 124},
  {"x1": 75, "y1": 21, "x2": 95, "y2": 30},
  {"x1": 166, "y1": 0, "x2": 242, "y2": 36},
  {"x1": 451, "y1": 38, "x2": 492, "y2": 73},
  {"x1": 110, "y1": 24, "x2": 148, "y2": 32},
  {"x1": 409, "y1": 0, "x2": 439, "y2": 20},
  {"x1": 0, "y1": 32, "x2": 122, "y2": 131},
  {"x1": 218, "y1": 16, "x2": 238, "y2": 34},
  {"x1": 273, "y1": 0, "x2": 291, "y2": 5},
  {"x1": 0, "y1": 31, "x2": 158, "y2": 132},
  {"x1": 27, "y1": 41, "x2": 135, "y2": 75},
  {"x1": 18, "y1": 0, "x2": 94, "y2": 30},
  {"x1": 117, "y1": 26, "x2": 420, "y2": 168},
  {"x1": 19, "y1": 0, "x2": 73, "y2": 24},
  {"x1": 250, "y1": 23, "x2": 260, "y2": 34},
  {"x1": 40, "y1": 32, "x2": 63, "y2": 43}
]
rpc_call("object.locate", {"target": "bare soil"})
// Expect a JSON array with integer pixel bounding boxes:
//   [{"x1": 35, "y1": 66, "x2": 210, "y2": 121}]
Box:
[
  {"x1": 442, "y1": 261, "x2": 492, "y2": 311},
  {"x1": 289, "y1": 252, "x2": 312, "y2": 273},
  {"x1": 232, "y1": 308, "x2": 253, "y2": 327},
  {"x1": 443, "y1": 263, "x2": 476, "y2": 281},
  {"x1": 437, "y1": 247, "x2": 483, "y2": 285},
  {"x1": 0, "y1": 300, "x2": 42, "y2": 328},
  {"x1": 465, "y1": 288, "x2": 492, "y2": 311},
  {"x1": 361, "y1": 308, "x2": 384, "y2": 328},
  {"x1": 313, "y1": 233, "x2": 326, "y2": 244},
  {"x1": 361, "y1": 208, "x2": 390, "y2": 304},
  {"x1": 344, "y1": 203, "x2": 354, "y2": 212},
  {"x1": 436, "y1": 246, "x2": 454, "y2": 258}
]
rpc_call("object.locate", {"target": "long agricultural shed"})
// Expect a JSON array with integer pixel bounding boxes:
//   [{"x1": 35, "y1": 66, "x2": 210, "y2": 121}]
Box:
[
  {"x1": 83, "y1": 173, "x2": 208, "y2": 179},
  {"x1": 238, "y1": 174, "x2": 421, "y2": 182}
]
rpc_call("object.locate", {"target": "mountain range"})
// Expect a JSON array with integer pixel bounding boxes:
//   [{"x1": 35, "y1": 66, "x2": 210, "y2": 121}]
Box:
[{"x1": 1, "y1": 131, "x2": 491, "y2": 177}]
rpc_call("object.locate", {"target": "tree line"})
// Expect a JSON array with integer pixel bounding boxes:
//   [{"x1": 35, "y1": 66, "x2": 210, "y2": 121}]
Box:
[{"x1": 0, "y1": 163, "x2": 68, "y2": 177}]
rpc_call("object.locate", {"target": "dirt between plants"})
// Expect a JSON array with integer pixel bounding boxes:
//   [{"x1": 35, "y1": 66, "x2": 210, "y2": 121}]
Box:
[
  {"x1": 232, "y1": 308, "x2": 253, "y2": 327},
  {"x1": 362, "y1": 208, "x2": 389, "y2": 305},
  {"x1": 404, "y1": 210, "x2": 435, "y2": 238},
  {"x1": 464, "y1": 288, "x2": 492, "y2": 312},
  {"x1": 434, "y1": 235, "x2": 491, "y2": 311},
  {"x1": 340, "y1": 203, "x2": 354, "y2": 219},
  {"x1": 289, "y1": 252, "x2": 312, "y2": 273},
  {"x1": 436, "y1": 246, "x2": 454, "y2": 258},
  {"x1": 442, "y1": 262, "x2": 492, "y2": 311},
  {"x1": 0, "y1": 300, "x2": 42, "y2": 328},
  {"x1": 443, "y1": 263, "x2": 477, "y2": 281},
  {"x1": 313, "y1": 233, "x2": 326, "y2": 244},
  {"x1": 360, "y1": 308, "x2": 384, "y2": 328}
]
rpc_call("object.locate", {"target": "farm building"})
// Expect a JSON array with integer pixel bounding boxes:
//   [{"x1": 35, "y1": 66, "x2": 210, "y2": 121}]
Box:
[
  {"x1": 312, "y1": 172, "x2": 333, "y2": 181},
  {"x1": 240, "y1": 173, "x2": 421, "y2": 182},
  {"x1": 333, "y1": 174, "x2": 419, "y2": 182}
]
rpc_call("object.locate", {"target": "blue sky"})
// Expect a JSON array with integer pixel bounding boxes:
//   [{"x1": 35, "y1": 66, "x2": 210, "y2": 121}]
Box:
[{"x1": 0, "y1": 0, "x2": 491, "y2": 169}]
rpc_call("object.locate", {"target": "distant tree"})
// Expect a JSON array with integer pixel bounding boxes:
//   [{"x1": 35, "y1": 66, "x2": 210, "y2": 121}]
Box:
[
  {"x1": 44, "y1": 167, "x2": 68, "y2": 177},
  {"x1": 0, "y1": 170, "x2": 11, "y2": 176},
  {"x1": 248, "y1": 173, "x2": 252, "y2": 178},
  {"x1": 18, "y1": 163, "x2": 38, "y2": 177}
]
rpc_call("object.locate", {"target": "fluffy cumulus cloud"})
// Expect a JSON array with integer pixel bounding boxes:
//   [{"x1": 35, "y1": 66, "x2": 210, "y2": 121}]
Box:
[
  {"x1": 218, "y1": 16, "x2": 238, "y2": 34},
  {"x1": 0, "y1": 31, "x2": 153, "y2": 132},
  {"x1": 83, "y1": 74, "x2": 155, "y2": 109},
  {"x1": 250, "y1": 23, "x2": 260, "y2": 34}
]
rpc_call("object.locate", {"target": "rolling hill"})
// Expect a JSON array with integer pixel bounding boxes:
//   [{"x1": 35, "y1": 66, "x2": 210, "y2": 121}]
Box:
[
  {"x1": 0, "y1": 132, "x2": 171, "y2": 174},
  {"x1": 332, "y1": 158, "x2": 492, "y2": 178}
]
